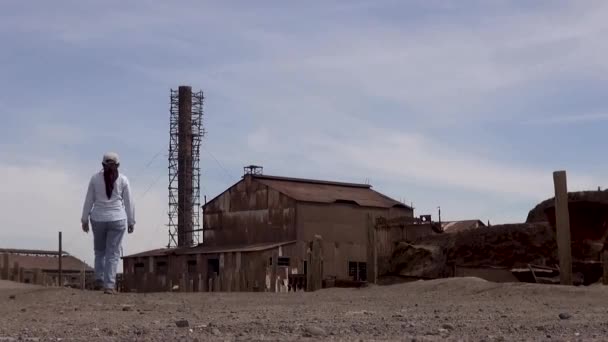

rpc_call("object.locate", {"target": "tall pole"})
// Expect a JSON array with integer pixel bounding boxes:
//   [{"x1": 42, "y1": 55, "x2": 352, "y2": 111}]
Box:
[
  {"x1": 437, "y1": 206, "x2": 441, "y2": 225},
  {"x1": 553, "y1": 171, "x2": 573, "y2": 285},
  {"x1": 58, "y1": 231, "x2": 63, "y2": 287},
  {"x1": 177, "y1": 85, "x2": 194, "y2": 247}
]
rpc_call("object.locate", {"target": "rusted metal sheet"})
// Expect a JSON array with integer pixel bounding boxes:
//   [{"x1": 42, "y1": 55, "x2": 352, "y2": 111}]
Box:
[{"x1": 254, "y1": 175, "x2": 410, "y2": 209}]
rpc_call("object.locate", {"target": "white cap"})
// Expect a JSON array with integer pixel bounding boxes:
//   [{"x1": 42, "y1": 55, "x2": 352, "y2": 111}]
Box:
[{"x1": 102, "y1": 152, "x2": 120, "y2": 165}]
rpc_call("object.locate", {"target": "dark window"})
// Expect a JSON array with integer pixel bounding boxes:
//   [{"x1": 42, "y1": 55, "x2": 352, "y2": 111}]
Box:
[
  {"x1": 348, "y1": 262, "x2": 357, "y2": 277},
  {"x1": 156, "y1": 261, "x2": 168, "y2": 274},
  {"x1": 278, "y1": 257, "x2": 290, "y2": 267},
  {"x1": 134, "y1": 262, "x2": 145, "y2": 275},
  {"x1": 208, "y1": 258, "x2": 220, "y2": 276},
  {"x1": 187, "y1": 260, "x2": 197, "y2": 274},
  {"x1": 358, "y1": 262, "x2": 367, "y2": 282},
  {"x1": 269, "y1": 257, "x2": 290, "y2": 266},
  {"x1": 348, "y1": 261, "x2": 367, "y2": 281}
]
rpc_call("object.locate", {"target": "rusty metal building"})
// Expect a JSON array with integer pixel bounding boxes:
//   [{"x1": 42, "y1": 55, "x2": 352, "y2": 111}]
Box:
[{"x1": 122, "y1": 172, "x2": 412, "y2": 292}]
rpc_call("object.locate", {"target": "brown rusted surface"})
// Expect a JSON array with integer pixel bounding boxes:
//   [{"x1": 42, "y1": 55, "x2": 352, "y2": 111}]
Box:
[
  {"x1": 127, "y1": 173, "x2": 413, "y2": 292},
  {"x1": 177, "y1": 85, "x2": 194, "y2": 247},
  {"x1": 203, "y1": 179, "x2": 297, "y2": 246},
  {"x1": 253, "y1": 175, "x2": 410, "y2": 209}
]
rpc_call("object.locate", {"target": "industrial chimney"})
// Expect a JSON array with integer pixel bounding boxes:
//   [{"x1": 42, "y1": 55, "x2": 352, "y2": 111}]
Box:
[{"x1": 168, "y1": 85, "x2": 204, "y2": 248}]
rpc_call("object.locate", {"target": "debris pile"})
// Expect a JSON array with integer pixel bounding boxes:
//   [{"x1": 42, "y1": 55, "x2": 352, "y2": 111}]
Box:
[{"x1": 388, "y1": 223, "x2": 558, "y2": 278}]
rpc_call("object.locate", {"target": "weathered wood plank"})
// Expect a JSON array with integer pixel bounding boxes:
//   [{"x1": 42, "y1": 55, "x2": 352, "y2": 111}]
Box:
[{"x1": 553, "y1": 170, "x2": 573, "y2": 285}]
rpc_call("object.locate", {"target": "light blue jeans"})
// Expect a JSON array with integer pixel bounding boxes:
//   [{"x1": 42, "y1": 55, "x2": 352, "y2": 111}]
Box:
[{"x1": 91, "y1": 219, "x2": 126, "y2": 289}]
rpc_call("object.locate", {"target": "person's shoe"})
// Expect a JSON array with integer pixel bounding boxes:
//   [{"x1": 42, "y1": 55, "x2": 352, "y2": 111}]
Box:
[
  {"x1": 93, "y1": 280, "x2": 104, "y2": 291},
  {"x1": 103, "y1": 288, "x2": 117, "y2": 295}
]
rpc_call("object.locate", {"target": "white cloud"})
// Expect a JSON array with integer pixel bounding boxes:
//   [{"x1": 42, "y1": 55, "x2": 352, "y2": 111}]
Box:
[
  {"x1": 523, "y1": 113, "x2": 608, "y2": 125},
  {"x1": 0, "y1": 160, "x2": 169, "y2": 269}
]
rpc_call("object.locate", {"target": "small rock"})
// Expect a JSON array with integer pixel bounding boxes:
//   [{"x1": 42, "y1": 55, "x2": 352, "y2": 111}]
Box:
[
  {"x1": 175, "y1": 320, "x2": 190, "y2": 328},
  {"x1": 20, "y1": 308, "x2": 26, "y2": 313},
  {"x1": 304, "y1": 326, "x2": 327, "y2": 337},
  {"x1": 8, "y1": 295, "x2": 15, "y2": 300},
  {"x1": 122, "y1": 306, "x2": 133, "y2": 312},
  {"x1": 438, "y1": 328, "x2": 449, "y2": 335},
  {"x1": 442, "y1": 323, "x2": 455, "y2": 330},
  {"x1": 559, "y1": 313, "x2": 572, "y2": 320},
  {"x1": 211, "y1": 328, "x2": 221, "y2": 336}
]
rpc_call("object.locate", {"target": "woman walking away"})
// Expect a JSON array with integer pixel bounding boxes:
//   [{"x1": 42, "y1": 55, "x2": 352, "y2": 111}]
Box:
[{"x1": 81, "y1": 152, "x2": 135, "y2": 294}]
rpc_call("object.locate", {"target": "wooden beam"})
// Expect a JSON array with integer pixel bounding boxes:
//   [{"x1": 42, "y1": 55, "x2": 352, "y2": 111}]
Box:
[
  {"x1": 603, "y1": 250, "x2": 608, "y2": 285},
  {"x1": 1, "y1": 253, "x2": 8, "y2": 280},
  {"x1": 307, "y1": 235, "x2": 323, "y2": 292},
  {"x1": 366, "y1": 214, "x2": 378, "y2": 284},
  {"x1": 58, "y1": 231, "x2": 63, "y2": 287},
  {"x1": 553, "y1": 170, "x2": 573, "y2": 285},
  {"x1": 271, "y1": 251, "x2": 278, "y2": 293}
]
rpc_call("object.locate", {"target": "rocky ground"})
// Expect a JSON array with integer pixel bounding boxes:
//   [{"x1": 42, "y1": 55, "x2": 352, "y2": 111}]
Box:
[{"x1": 1, "y1": 278, "x2": 608, "y2": 341}]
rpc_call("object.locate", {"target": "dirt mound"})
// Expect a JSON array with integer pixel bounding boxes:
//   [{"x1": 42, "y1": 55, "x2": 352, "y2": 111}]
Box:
[
  {"x1": 389, "y1": 243, "x2": 446, "y2": 278},
  {"x1": 526, "y1": 190, "x2": 608, "y2": 223},
  {"x1": 387, "y1": 223, "x2": 557, "y2": 278}
]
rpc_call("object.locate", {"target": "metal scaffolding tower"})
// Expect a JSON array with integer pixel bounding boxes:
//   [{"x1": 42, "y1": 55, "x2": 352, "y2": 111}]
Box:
[{"x1": 168, "y1": 86, "x2": 204, "y2": 248}]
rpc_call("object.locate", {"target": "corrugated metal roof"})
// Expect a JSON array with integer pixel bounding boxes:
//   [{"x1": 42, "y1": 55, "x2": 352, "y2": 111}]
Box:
[
  {"x1": 253, "y1": 175, "x2": 409, "y2": 209},
  {"x1": 2, "y1": 253, "x2": 92, "y2": 272},
  {"x1": 0, "y1": 248, "x2": 69, "y2": 256},
  {"x1": 123, "y1": 241, "x2": 297, "y2": 259},
  {"x1": 441, "y1": 220, "x2": 486, "y2": 234}
]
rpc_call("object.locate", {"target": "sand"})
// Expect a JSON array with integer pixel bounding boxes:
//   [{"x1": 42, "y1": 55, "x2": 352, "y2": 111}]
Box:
[{"x1": 1, "y1": 277, "x2": 608, "y2": 341}]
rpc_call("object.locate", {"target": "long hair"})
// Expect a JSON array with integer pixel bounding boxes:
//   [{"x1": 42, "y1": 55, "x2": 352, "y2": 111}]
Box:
[{"x1": 102, "y1": 162, "x2": 119, "y2": 199}]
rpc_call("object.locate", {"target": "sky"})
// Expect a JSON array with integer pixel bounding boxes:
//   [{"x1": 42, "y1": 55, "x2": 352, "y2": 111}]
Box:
[{"x1": 2, "y1": 0, "x2": 608, "y2": 267}]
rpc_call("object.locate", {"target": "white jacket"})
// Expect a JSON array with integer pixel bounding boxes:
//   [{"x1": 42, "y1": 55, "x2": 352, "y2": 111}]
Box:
[{"x1": 81, "y1": 171, "x2": 135, "y2": 226}]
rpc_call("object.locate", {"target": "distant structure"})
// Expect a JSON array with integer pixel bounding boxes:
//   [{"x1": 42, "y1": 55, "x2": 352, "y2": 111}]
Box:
[
  {"x1": 122, "y1": 170, "x2": 413, "y2": 293},
  {"x1": 0, "y1": 248, "x2": 93, "y2": 288},
  {"x1": 168, "y1": 86, "x2": 205, "y2": 248}
]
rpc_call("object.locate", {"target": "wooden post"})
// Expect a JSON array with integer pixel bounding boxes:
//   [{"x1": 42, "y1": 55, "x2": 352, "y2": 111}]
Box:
[
  {"x1": 366, "y1": 214, "x2": 378, "y2": 284},
  {"x1": 12, "y1": 262, "x2": 19, "y2": 281},
  {"x1": 553, "y1": 171, "x2": 573, "y2": 285},
  {"x1": 18, "y1": 267, "x2": 24, "y2": 283},
  {"x1": 81, "y1": 265, "x2": 85, "y2": 290},
  {"x1": 1, "y1": 253, "x2": 8, "y2": 280},
  {"x1": 603, "y1": 250, "x2": 608, "y2": 285},
  {"x1": 58, "y1": 231, "x2": 63, "y2": 287},
  {"x1": 235, "y1": 252, "x2": 242, "y2": 292},
  {"x1": 34, "y1": 269, "x2": 43, "y2": 285},
  {"x1": 271, "y1": 251, "x2": 278, "y2": 293},
  {"x1": 307, "y1": 235, "x2": 323, "y2": 291}
]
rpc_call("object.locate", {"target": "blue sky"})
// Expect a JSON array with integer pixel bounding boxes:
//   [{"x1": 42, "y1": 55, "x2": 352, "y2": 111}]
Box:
[{"x1": 2, "y1": 1, "x2": 608, "y2": 265}]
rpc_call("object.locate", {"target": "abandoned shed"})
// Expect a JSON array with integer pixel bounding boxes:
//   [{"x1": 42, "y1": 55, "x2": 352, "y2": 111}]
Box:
[
  {"x1": 122, "y1": 172, "x2": 413, "y2": 292},
  {"x1": 0, "y1": 248, "x2": 93, "y2": 287}
]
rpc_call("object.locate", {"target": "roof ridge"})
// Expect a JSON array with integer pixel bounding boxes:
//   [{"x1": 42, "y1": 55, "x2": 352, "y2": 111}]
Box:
[{"x1": 251, "y1": 174, "x2": 371, "y2": 188}]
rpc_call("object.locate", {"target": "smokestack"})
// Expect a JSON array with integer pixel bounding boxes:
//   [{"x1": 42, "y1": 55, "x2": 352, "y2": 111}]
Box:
[{"x1": 177, "y1": 85, "x2": 194, "y2": 247}]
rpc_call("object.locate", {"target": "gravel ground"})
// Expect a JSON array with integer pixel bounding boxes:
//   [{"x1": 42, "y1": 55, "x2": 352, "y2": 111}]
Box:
[{"x1": 1, "y1": 277, "x2": 608, "y2": 341}]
